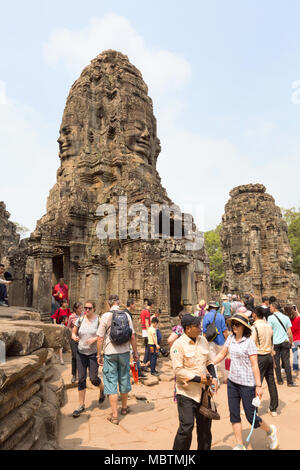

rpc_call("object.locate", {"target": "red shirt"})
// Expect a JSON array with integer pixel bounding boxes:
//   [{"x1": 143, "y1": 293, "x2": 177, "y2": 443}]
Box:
[
  {"x1": 291, "y1": 316, "x2": 300, "y2": 342},
  {"x1": 53, "y1": 283, "x2": 69, "y2": 302},
  {"x1": 140, "y1": 309, "x2": 151, "y2": 330},
  {"x1": 51, "y1": 307, "x2": 71, "y2": 326}
]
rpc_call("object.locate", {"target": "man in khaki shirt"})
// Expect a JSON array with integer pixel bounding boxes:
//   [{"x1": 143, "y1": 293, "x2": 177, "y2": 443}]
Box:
[
  {"x1": 251, "y1": 306, "x2": 278, "y2": 416},
  {"x1": 171, "y1": 314, "x2": 218, "y2": 450}
]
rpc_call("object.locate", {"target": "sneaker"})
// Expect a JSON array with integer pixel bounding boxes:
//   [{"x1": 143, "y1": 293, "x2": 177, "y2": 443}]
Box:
[
  {"x1": 287, "y1": 383, "x2": 298, "y2": 387},
  {"x1": 233, "y1": 444, "x2": 246, "y2": 450},
  {"x1": 141, "y1": 366, "x2": 150, "y2": 373},
  {"x1": 268, "y1": 409, "x2": 278, "y2": 417},
  {"x1": 268, "y1": 424, "x2": 279, "y2": 450},
  {"x1": 277, "y1": 381, "x2": 283, "y2": 385},
  {"x1": 60, "y1": 360, "x2": 65, "y2": 365},
  {"x1": 151, "y1": 371, "x2": 160, "y2": 377},
  {"x1": 71, "y1": 376, "x2": 76, "y2": 384},
  {"x1": 72, "y1": 405, "x2": 85, "y2": 418},
  {"x1": 0, "y1": 302, "x2": 8, "y2": 307}
]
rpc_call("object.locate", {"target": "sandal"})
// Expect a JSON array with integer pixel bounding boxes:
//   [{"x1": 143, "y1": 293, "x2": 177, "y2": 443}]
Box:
[
  {"x1": 121, "y1": 406, "x2": 130, "y2": 415},
  {"x1": 107, "y1": 415, "x2": 119, "y2": 425}
]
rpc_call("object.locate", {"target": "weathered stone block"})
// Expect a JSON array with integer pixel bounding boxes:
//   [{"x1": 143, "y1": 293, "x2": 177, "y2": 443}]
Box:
[
  {"x1": 0, "y1": 348, "x2": 48, "y2": 390},
  {"x1": 0, "y1": 395, "x2": 42, "y2": 444}
]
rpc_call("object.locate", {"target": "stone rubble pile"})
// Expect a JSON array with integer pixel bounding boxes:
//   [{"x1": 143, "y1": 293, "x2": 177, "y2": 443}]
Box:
[{"x1": 0, "y1": 310, "x2": 70, "y2": 450}]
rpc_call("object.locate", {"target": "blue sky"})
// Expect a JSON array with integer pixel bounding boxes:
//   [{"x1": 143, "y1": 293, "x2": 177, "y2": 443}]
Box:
[{"x1": 1, "y1": 0, "x2": 300, "y2": 233}]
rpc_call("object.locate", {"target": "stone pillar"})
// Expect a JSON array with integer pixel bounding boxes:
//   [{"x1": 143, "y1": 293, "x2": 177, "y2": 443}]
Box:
[{"x1": 32, "y1": 252, "x2": 53, "y2": 313}]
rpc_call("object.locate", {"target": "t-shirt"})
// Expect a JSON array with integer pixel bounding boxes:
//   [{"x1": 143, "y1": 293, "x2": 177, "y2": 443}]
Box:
[
  {"x1": 140, "y1": 309, "x2": 151, "y2": 330},
  {"x1": 222, "y1": 301, "x2": 231, "y2": 317},
  {"x1": 268, "y1": 312, "x2": 292, "y2": 345},
  {"x1": 291, "y1": 316, "x2": 300, "y2": 342},
  {"x1": 202, "y1": 310, "x2": 227, "y2": 346},
  {"x1": 97, "y1": 307, "x2": 135, "y2": 355},
  {"x1": 231, "y1": 301, "x2": 243, "y2": 314},
  {"x1": 51, "y1": 307, "x2": 71, "y2": 325},
  {"x1": 52, "y1": 283, "x2": 69, "y2": 301},
  {"x1": 225, "y1": 334, "x2": 257, "y2": 386},
  {"x1": 148, "y1": 326, "x2": 157, "y2": 345},
  {"x1": 75, "y1": 315, "x2": 99, "y2": 355}
]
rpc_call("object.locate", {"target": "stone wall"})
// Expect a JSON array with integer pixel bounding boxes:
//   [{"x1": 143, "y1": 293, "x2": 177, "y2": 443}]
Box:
[{"x1": 0, "y1": 311, "x2": 69, "y2": 450}]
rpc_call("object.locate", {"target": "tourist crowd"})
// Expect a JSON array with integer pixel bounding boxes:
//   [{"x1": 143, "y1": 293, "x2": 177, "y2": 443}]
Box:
[{"x1": 47, "y1": 282, "x2": 299, "y2": 451}]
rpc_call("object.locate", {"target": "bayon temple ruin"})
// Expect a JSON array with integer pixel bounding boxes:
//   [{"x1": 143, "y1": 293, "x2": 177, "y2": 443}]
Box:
[{"x1": 1, "y1": 51, "x2": 300, "y2": 318}]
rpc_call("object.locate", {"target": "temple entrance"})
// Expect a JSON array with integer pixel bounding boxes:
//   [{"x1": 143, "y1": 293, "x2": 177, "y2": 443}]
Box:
[
  {"x1": 52, "y1": 255, "x2": 64, "y2": 286},
  {"x1": 169, "y1": 264, "x2": 183, "y2": 317}
]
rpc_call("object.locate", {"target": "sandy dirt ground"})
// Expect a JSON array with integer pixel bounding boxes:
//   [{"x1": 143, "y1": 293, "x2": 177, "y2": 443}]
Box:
[{"x1": 57, "y1": 353, "x2": 300, "y2": 451}]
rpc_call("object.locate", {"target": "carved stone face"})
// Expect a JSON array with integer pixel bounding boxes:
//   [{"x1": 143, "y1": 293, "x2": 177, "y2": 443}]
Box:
[
  {"x1": 230, "y1": 250, "x2": 250, "y2": 273},
  {"x1": 124, "y1": 112, "x2": 154, "y2": 163},
  {"x1": 57, "y1": 125, "x2": 81, "y2": 160},
  {"x1": 279, "y1": 251, "x2": 293, "y2": 271}
]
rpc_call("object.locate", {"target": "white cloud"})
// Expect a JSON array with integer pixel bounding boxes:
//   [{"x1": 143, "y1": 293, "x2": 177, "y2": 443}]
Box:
[
  {"x1": 0, "y1": 92, "x2": 58, "y2": 232},
  {"x1": 43, "y1": 13, "x2": 191, "y2": 97}
]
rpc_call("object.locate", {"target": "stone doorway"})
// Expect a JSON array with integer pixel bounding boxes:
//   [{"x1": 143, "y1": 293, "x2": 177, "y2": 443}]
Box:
[
  {"x1": 52, "y1": 255, "x2": 64, "y2": 286},
  {"x1": 169, "y1": 264, "x2": 183, "y2": 317}
]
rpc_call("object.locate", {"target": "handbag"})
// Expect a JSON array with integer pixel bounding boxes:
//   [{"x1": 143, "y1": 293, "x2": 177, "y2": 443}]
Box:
[{"x1": 199, "y1": 385, "x2": 220, "y2": 420}]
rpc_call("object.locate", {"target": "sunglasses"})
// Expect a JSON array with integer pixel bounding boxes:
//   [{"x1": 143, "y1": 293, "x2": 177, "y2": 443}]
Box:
[
  {"x1": 231, "y1": 321, "x2": 242, "y2": 327},
  {"x1": 85, "y1": 306, "x2": 93, "y2": 310}
]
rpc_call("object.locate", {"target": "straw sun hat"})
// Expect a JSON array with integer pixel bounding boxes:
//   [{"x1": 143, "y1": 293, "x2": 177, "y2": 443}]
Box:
[{"x1": 227, "y1": 312, "x2": 252, "y2": 330}]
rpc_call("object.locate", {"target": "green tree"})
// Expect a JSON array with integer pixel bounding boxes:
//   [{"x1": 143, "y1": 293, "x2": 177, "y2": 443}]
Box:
[
  {"x1": 13, "y1": 222, "x2": 30, "y2": 239},
  {"x1": 204, "y1": 224, "x2": 224, "y2": 291},
  {"x1": 282, "y1": 207, "x2": 300, "y2": 278}
]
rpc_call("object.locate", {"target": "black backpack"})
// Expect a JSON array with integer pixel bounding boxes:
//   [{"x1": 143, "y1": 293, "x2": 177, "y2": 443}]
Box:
[
  {"x1": 109, "y1": 310, "x2": 132, "y2": 345},
  {"x1": 205, "y1": 311, "x2": 219, "y2": 342}
]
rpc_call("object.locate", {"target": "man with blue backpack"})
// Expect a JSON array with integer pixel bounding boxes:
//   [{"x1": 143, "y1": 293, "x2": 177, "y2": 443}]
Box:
[
  {"x1": 97, "y1": 294, "x2": 139, "y2": 425},
  {"x1": 202, "y1": 301, "x2": 229, "y2": 384}
]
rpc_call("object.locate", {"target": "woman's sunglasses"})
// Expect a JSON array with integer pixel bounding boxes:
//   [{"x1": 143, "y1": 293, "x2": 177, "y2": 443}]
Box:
[{"x1": 231, "y1": 321, "x2": 242, "y2": 327}]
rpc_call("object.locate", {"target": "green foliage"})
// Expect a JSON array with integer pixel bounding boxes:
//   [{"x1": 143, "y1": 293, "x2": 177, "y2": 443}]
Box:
[
  {"x1": 282, "y1": 207, "x2": 300, "y2": 278},
  {"x1": 204, "y1": 224, "x2": 224, "y2": 291}
]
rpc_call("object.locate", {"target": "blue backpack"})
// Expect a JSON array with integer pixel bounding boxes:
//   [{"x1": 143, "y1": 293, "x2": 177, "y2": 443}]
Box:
[{"x1": 110, "y1": 310, "x2": 132, "y2": 345}]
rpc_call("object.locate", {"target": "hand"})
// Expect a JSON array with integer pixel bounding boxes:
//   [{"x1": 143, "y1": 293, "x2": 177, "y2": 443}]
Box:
[
  {"x1": 210, "y1": 378, "x2": 219, "y2": 394},
  {"x1": 256, "y1": 385, "x2": 263, "y2": 400},
  {"x1": 200, "y1": 374, "x2": 213, "y2": 386},
  {"x1": 133, "y1": 352, "x2": 139, "y2": 362},
  {"x1": 156, "y1": 345, "x2": 160, "y2": 350},
  {"x1": 97, "y1": 354, "x2": 104, "y2": 366},
  {"x1": 86, "y1": 338, "x2": 96, "y2": 346},
  {"x1": 74, "y1": 336, "x2": 80, "y2": 343}
]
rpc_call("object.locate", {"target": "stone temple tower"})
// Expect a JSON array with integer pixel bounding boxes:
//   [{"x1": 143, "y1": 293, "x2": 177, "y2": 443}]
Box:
[
  {"x1": 220, "y1": 184, "x2": 300, "y2": 306},
  {"x1": 28, "y1": 50, "x2": 210, "y2": 320}
]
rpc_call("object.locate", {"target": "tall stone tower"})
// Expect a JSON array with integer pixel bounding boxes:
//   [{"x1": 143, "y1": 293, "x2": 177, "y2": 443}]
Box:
[
  {"x1": 220, "y1": 184, "x2": 300, "y2": 306},
  {"x1": 28, "y1": 50, "x2": 210, "y2": 318}
]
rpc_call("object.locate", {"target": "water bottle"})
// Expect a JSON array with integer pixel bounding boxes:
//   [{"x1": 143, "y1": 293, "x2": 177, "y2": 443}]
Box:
[{"x1": 0, "y1": 340, "x2": 5, "y2": 364}]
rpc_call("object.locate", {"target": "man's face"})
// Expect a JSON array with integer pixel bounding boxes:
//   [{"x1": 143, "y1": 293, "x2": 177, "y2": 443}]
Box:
[
  {"x1": 59, "y1": 279, "x2": 64, "y2": 286},
  {"x1": 186, "y1": 323, "x2": 200, "y2": 338},
  {"x1": 0, "y1": 266, "x2": 5, "y2": 276},
  {"x1": 270, "y1": 304, "x2": 275, "y2": 313}
]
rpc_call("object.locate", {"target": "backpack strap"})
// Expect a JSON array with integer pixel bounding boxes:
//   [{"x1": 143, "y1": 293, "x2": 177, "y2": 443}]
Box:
[
  {"x1": 254, "y1": 325, "x2": 261, "y2": 347},
  {"x1": 274, "y1": 314, "x2": 288, "y2": 334}
]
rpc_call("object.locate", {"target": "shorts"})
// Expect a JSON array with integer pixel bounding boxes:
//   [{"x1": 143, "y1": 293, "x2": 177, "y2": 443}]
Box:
[{"x1": 103, "y1": 352, "x2": 131, "y2": 395}]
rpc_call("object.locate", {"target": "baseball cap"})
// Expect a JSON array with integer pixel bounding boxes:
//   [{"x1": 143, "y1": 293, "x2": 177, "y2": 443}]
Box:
[{"x1": 181, "y1": 314, "x2": 201, "y2": 328}]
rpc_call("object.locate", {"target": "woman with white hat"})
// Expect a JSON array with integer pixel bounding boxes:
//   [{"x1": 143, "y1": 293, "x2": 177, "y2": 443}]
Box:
[{"x1": 213, "y1": 312, "x2": 279, "y2": 450}]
